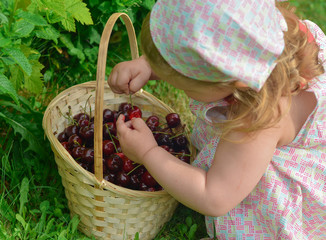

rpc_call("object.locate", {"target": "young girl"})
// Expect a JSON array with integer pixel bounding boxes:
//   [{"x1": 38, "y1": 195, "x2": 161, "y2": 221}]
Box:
[{"x1": 108, "y1": 0, "x2": 326, "y2": 238}]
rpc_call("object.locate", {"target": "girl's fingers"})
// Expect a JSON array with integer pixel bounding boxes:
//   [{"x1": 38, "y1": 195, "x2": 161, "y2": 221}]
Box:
[{"x1": 130, "y1": 117, "x2": 147, "y2": 131}]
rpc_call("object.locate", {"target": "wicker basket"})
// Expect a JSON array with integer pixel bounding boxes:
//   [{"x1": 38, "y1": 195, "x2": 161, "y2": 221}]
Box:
[{"x1": 42, "y1": 13, "x2": 192, "y2": 240}]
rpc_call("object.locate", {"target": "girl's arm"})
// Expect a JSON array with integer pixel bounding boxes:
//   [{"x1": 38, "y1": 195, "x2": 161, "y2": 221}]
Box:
[{"x1": 116, "y1": 115, "x2": 283, "y2": 217}]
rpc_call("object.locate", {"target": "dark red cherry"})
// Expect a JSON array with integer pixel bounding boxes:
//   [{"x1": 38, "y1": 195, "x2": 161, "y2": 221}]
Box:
[
  {"x1": 68, "y1": 134, "x2": 83, "y2": 148},
  {"x1": 61, "y1": 141, "x2": 70, "y2": 150},
  {"x1": 103, "y1": 140, "x2": 115, "y2": 157},
  {"x1": 119, "y1": 102, "x2": 132, "y2": 112},
  {"x1": 77, "y1": 162, "x2": 92, "y2": 172},
  {"x1": 166, "y1": 113, "x2": 181, "y2": 128},
  {"x1": 57, "y1": 131, "x2": 68, "y2": 142},
  {"x1": 71, "y1": 146, "x2": 86, "y2": 159},
  {"x1": 173, "y1": 134, "x2": 188, "y2": 151},
  {"x1": 116, "y1": 172, "x2": 130, "y2": 187},
  {"x1": 103, "y1": 122, "x2": 117, "y2": 139},
  {"x1": 156, "y1": 185, "x2": 163, "y2": 191},
  {"x1": 65, "y1": 125, "x2": 79, "y2": 137},
  {"x1": 105, "y1": 153, "x2": 123, "y2": 173},
  {"x1": 123, "y1": 158, "x2": 136, "y2": 173},
  {"x1": 103, "y1": 108, "x2": 115, "y2": 123},
  {"x1": 79, "y1": 126, "x2": 94, "y2": 141},
  {"x1": 178, "y1": 155, "x2": 190, "y2": 164},
  {"x1": 127, "y1": 106, "x2": 142, "y2": 119},
  {"x1": 146, "y1": 115, "x2": 160, "y2": 131},
  {"x1": 129, "y1": 174, "x2": 141, "y2": 190},
  {"x1": 157, "y1": 134, "x2": 172, "y2": 147},
  {"x1": 146, "y1": 187, "x2": 156, "y2": 192},
  {"x1": 82, "y1": 148, "x2": 94, "y2": 164},
  {"x1": 78, "y1": 119, "x2": 89, "y2": 128},
  {"x1": 73, "y1": 113, "x2": 90, "y2": 122},
  {"x1": 117, "y1": 111, "x2": 130, "y2": 122},
  {"x1": 103, "y1": 172, "x2": 116, "y2": 184},
  {"x1": 141, "y1": 171, "x2": 157, "y2": 187}
]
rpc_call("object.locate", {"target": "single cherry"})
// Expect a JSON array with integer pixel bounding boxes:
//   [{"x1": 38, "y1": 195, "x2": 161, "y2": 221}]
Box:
[
  {"x1": 129, "y1": 174, "x2": 141, "y2": 190},
  {"x1": 166, "y1": 113, "x2": 181, "y2": 128},
  {"x1": 105, "y1": 153, "x2": 123, "y2": 173},
  {"x1": 103, "y1": 122, "x2": 117, "y2": 139},
  {"x1": 122, "y1": 158, "x2": 136, "y2": 173},
  {"x1": 68, "y1": 134, "x2": 83, "y2": 148},
  {"x1": 103, "y1": 140, "x2": 115, "y2": 157},
  {"x1": 172, "y1": 134, "x2": 188, "y2": 151},
  {"x1": 146, "y1": 115, "x2": 160, "y2": 131},
  {"x1": 116, "y1": 172, "x2": 130, "y2": 187},
  {"x1": 104, "y1": 172, "x2": 116, "y2": 183},
  {"x1": 57, "y1": 131, "x2": 68, "y2": 142},
  {"x1": 103, "y1": 108, "x2": 115, "y2": 123},
  {"x1": 61, "y1": 141, "x2": 70, "y2": 150},
  {"x1": 73, "y1": 113, "x2": 90, "y2": 122},
  {"x1": 119, "y1": 102, "x2": 132, "y2": 112},
  {"x1": 71, "y1": 146, "x2": 86, "y2": 159},
  {"x1": 141, "y1": 171, "x2": 157, "y2": 187},
  {"x1": 78, "y1": 119, "x2": 89, "y2": 128},
  {"x1": 156, "y1": 134, "x2": 172, "y2": 147},
  {"x1": 79, "y1": 126, "x2": 94, "y2": 141},
  {"x1": 127, "y1": 106, "x2": 142, "y2": 119},
  {"x1": 65, "y1": 125, "x2": 79, "y2": 137},
  {"x1": 82, "y1": 148, "x2": 94, "y2": 164}
]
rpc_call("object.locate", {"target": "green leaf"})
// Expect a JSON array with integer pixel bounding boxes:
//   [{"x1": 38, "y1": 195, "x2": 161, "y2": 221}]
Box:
[
  {"x1": 16, "y1": 213, "x2": 27, "y2": 229},
  {"x1": 185, "y1": 216, "x2": 192, "y2": 227},
  {"x1": 58, "y1": 230, "x2": 67, "y2": 240},
  {"x1": 69, "y1": 48, "x2": 85, "y2": 62},
  {"x1": 188, "y1": 224, "x2": 198, "y2": 239},
  {"x1": 16, "y1": 10, "x2": 48, "y2": 26},
  {"x1": 3, "y1": 47, "x2": 32, "y2": 76},
  {"x1": 19, "y1": 177, "x2": 29, "y2": 215},
  {"x1": 0, "y1": 13, "x2": 8, "y2": 24},
  {"x1": 0, "y1": 111, "x2": 46, "y2": 156},
  {"x1": 89, "y1": 28, "x2": 100, "y2": 44},
  {"x1": 0, "y1": 38, "x2": 11, "y2": 48},
  {"x1": 0, "y1": 73, "x2": 20, "y2": 104},
  {"x1": 0, "y1": 197, "x2": 15, "y2": 223},
  {"x1": 9, "y1": 65, "x2": 24, "y2": 91},
  {"x1": 141, "y1": 0, "x2": 155, "y2": 10},
  {"x1": 23, "y1": 60, "x2": 44, "y2": 94},
  {"x1": 61, "y1": 16, "x2": 76, "y2": 32},
  {"x1": 13, "y1": 19, "x2": 35, "y2": 37},
  {"x1": 66, "y1": 0, "x2": 93, "y2": 25},
  {"x1": 34, "y1": 25, "x2": 60, "y2": 43},
  {"x1": 59, "y1": 34, "x2": 74, "y2": 49}
]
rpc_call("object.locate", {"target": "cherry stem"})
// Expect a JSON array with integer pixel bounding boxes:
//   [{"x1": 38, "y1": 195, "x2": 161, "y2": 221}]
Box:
[
  {"x1": 126, "y1": 163, "x2": 142, "y2": 176},
  {"x1": 152, "y1": 131, "x2": 173, "y2": 135},
  {"x1": 129, "y1": 94, "x2": 134, "y2": 110},
  {"x1": 169, "y1": 132, "x2": 185, "y2": 139},
  {"x1": 172, "y1": 152, "x2": 191, "y2": 157},
  {"x1": 105, "y1": 124, "x2": 119, "y2": 153},
  {"x1": 57, "y1": 106, "x2": 77, "y2": 125}
]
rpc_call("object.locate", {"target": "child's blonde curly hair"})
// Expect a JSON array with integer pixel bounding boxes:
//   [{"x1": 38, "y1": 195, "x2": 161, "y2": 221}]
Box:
[{"x1": 140, "y1": 2, "x2": 324, "y2": 138}]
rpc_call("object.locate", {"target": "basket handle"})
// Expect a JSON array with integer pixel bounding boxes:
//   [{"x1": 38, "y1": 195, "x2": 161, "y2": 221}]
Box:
[{"x1": 94, "y1": 13, "x2": 139, "y2": 182}]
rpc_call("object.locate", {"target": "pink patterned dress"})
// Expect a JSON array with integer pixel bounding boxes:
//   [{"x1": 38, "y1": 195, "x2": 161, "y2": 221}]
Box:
[{"x1": 190, "y1": 20, "x2": 326, "y2": 239}]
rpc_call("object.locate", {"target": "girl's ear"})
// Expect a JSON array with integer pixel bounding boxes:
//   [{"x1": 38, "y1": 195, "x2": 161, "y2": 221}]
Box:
[{"x1": 234, "y1": 81, "x2": 248, "y2": 88}]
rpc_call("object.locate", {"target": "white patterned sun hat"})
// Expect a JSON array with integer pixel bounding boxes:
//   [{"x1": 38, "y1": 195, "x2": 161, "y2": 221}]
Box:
[{"x1": 150, "y1": 0, "x2": 288, "y2": 91}]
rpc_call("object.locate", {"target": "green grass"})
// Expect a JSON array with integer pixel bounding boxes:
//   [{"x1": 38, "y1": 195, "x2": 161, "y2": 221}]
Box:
[{"x1": 1, "y1": 1, "x2": 325, "y2": 239}]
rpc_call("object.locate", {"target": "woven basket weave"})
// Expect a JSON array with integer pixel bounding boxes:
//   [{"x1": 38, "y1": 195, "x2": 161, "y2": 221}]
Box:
[{"x1": 42, "y1": 13, "x2": 191, "y2": 240}]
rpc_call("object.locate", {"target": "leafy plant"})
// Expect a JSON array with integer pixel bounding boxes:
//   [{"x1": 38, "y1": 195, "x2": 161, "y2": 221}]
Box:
[{"x1": 0, "y1": 0, "x2": 93, "y2": 97}]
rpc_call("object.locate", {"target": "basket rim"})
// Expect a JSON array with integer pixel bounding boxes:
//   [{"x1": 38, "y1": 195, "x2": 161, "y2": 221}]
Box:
[{"x1": 43, "y1": 81, "x2": 183, "y2": 198}]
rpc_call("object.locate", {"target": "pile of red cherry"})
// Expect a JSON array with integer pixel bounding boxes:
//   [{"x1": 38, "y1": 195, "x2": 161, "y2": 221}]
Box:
[{"x1": 56, "y1": 102, "x2": 191, "y2": 192}]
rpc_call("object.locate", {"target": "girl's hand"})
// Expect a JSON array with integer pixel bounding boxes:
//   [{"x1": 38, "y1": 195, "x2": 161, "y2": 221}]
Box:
[
  {"x1": 108, "y1": 55, "x2": 154, "y2": 94},
  {"x1": 116, "y1": 114, "x2": 158, "y2": 164}
]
